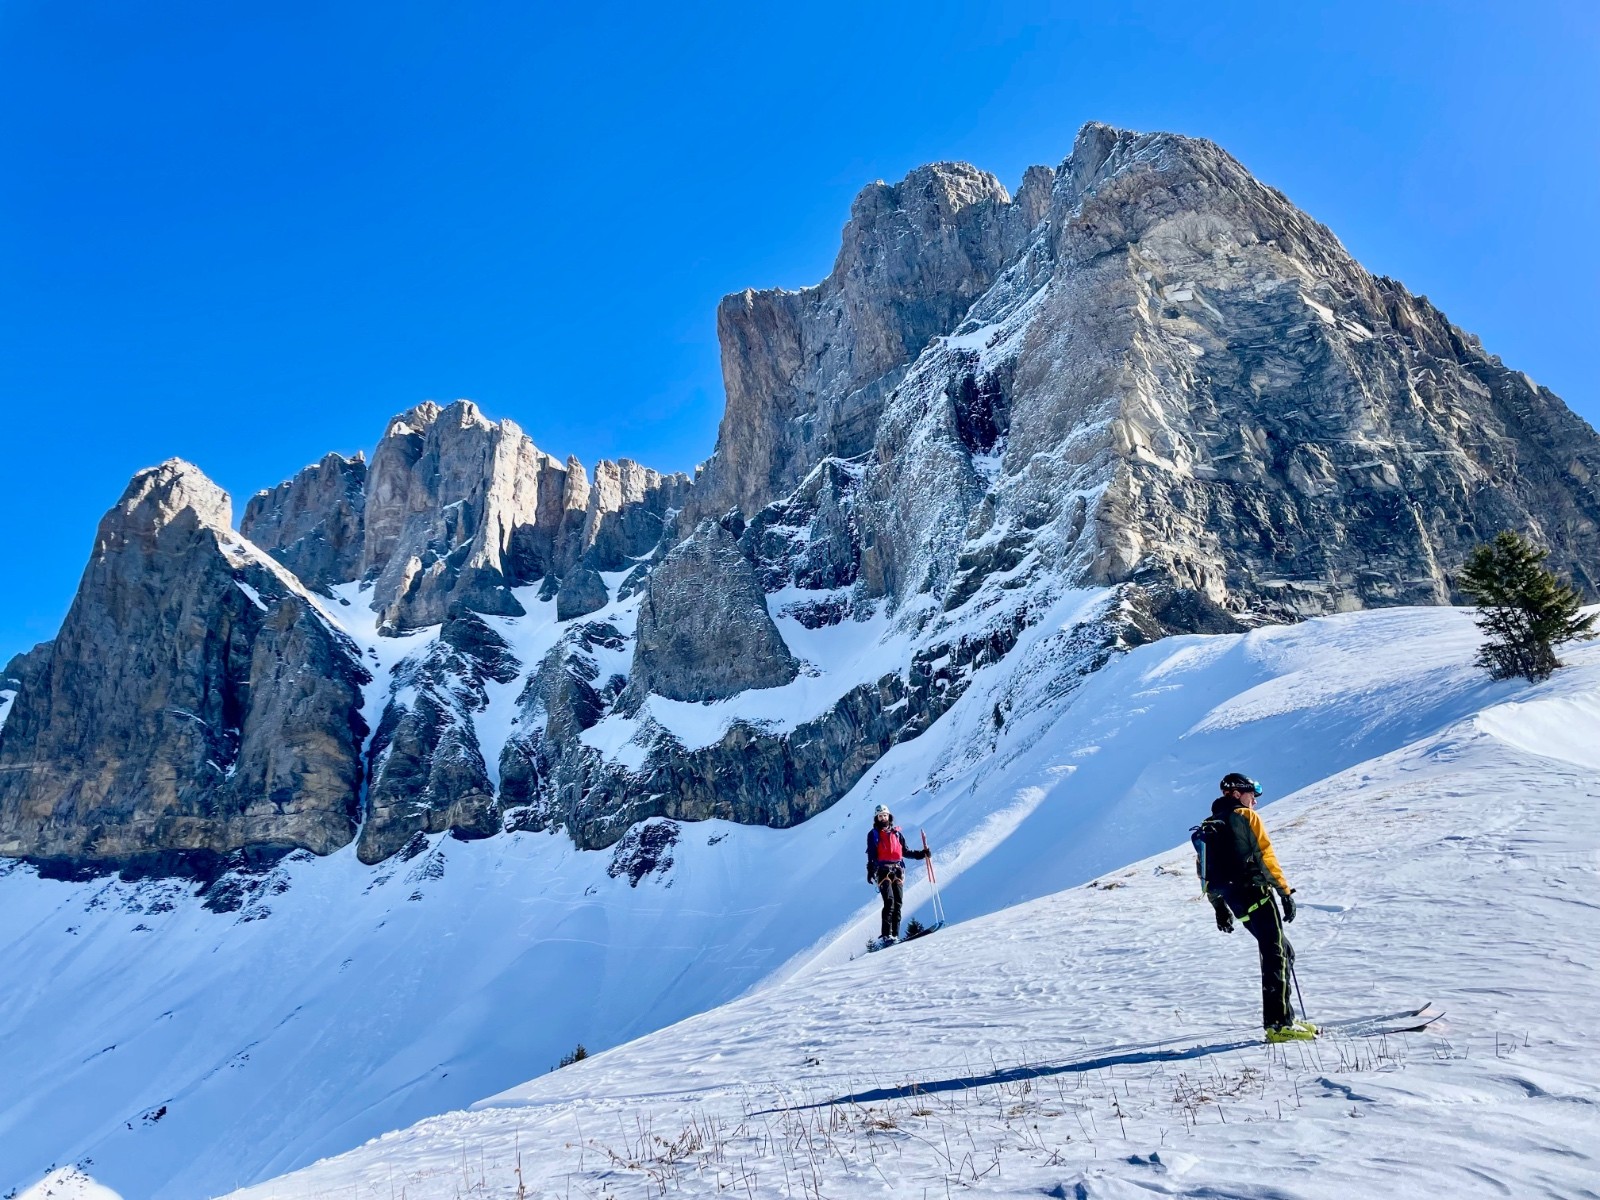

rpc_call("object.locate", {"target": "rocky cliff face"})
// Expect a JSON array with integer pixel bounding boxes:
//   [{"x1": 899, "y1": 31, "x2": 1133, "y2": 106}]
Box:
[
  {"x1": 494, "y1": 122, "x2": 1600, "y2": 851},
  {"x1": 830, "y1": 124, "x2": 1600, "y2": 624},
  {"x1": 358, "y1": 612, "x2": 520, "y2": 863},
  {"x1": 360, "y1": 400, "x2": 557, "y2": 629},
  {"x1": 684, "y1": 161, "x2": 1053, "y2": 528},
  {"x1": 627, "y1": 519, "x2": 799, "y2": 704},
  {"x1": 5, "y1": 122, "x2": 1599, "y2": 874},
  {"x1": 246, "y1": 400, "x2": 691, "y2": 631},
  {"x1": 0, "y1": 461, "x2": 370, "y2": 869},
  {"x1": 240, "y1": 452, "x2": 367, "y2": 594},
  {"x1": 0, "y1": 641, "x2": 51, "y2": 734}
]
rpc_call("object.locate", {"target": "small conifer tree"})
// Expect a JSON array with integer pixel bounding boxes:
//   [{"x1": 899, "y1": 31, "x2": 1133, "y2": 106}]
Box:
[{"x1": 1457, "y1": 531, "x2": 1596, "y2": 682}]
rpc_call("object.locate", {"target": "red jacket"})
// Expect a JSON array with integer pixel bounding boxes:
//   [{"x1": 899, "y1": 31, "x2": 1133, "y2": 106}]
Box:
[{"x1": 867, "y1": 825, "x2": 928, "y2": 876}]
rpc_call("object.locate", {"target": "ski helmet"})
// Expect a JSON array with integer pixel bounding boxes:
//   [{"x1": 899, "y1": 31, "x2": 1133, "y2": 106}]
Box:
[
  {"x1": 873, "y1": 804, "x2": 892, "y2": 822},
  {"x1": 1220, "y1": 772, "x2": 1262, "y2": 797}
]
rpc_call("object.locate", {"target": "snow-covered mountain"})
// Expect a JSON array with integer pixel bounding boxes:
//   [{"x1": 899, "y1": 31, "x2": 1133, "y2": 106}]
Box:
[
  {"x1": 4, "y1": 120, "x2": 1600, "y2": 1198},
  {"x1": 6, "y1": 123, "x2": 1598, "y2": 880}
]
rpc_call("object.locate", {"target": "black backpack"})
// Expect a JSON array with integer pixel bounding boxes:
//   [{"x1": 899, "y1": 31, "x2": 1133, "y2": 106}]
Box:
[{"x1": 1190, "y1": 815, "x2": 1245, "y2": 893}]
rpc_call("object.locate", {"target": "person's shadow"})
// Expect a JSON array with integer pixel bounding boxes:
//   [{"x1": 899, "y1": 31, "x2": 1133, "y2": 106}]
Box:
[{"x1": 754, "y1": 1033, "x2": 1261, "y2": 1114}]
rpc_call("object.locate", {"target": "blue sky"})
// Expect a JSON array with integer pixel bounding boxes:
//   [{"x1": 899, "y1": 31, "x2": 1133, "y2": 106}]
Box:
[{"x1": 2, "y1": 0, "x2": 1596, "y2": 661}]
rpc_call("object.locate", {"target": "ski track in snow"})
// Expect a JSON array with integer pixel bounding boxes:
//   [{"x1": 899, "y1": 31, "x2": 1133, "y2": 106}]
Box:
[{"x1": 4, "y1": 608, "x2": 1598, "y2": 1199}]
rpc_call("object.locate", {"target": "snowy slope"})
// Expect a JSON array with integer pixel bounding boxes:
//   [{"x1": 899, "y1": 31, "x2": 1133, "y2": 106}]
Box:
[
  {"x1": 18, "y1": 1168, "x2": 124, "y2": 1200},
  {"x1": 7, "y1": 606, "x2": 1596, "y2": 1199},
  {"x1": 225, "y1": 610, "x2": 1600, "y2": 1200}
]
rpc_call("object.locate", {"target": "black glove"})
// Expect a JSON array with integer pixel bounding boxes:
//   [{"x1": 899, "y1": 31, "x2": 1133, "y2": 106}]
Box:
[
  {"x1": 1212, "y1": 899, "x2": 1234, "y2": 933},
  {"x1": 867, "y1": 868, "x2": 877, "y2": 885},
  {"x1": 1280, "y1": 892, "x2": 1296, "y2": 923}
]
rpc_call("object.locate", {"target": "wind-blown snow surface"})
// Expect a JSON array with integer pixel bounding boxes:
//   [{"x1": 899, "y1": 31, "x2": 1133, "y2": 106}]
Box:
[{"x1": 5, "y1": 607, "x2": 1597, "y2": 1198}]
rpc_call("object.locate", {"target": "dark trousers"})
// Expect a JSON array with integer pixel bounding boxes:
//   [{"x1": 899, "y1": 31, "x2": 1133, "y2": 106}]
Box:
[
  {"x1": 1235, "y1": 890, "x2": 1296, "y2": 1028},
  {"x1": 877, "y1": 869, "x2": 904, "y2": 939}
]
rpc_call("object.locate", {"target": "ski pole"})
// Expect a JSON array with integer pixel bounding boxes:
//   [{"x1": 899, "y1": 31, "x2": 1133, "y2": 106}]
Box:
[
  {"x1": 1271, "y1": 891, "x2": 1311, "y2": 1025},
  {"x1": 1290, "y1": 961, "x2": 1310, "y2": 1025},
  {"x1": 921, "y1": 829, "x2": 946, "y2": 926}
]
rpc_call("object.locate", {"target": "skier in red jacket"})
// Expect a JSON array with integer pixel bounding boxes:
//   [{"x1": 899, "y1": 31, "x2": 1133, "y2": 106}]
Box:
[{"x1": 866, "y1": 804, "x2": 930, "y2": 945}]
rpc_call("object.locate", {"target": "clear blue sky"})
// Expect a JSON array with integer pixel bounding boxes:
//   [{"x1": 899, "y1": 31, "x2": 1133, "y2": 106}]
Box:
[{"x1": 3, "y1": 0, "x2": 1597, "y2": 662}]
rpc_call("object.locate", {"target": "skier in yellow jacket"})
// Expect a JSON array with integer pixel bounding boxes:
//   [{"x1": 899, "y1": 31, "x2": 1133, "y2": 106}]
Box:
[{"x1": 1195, "y1": 772, "x2": 1315, "y2": 1042}]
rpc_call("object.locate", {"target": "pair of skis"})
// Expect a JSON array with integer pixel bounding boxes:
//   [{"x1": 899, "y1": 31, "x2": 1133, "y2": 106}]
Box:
[
  {"x1": 866, "y1": 831, "x2": 946, "y2": 953},
  {"x1": 1314, "y1": 1001, "x2": 1445, "y2": 1038}
]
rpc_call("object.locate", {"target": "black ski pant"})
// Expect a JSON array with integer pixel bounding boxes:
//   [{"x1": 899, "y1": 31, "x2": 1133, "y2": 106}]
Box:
[
  {"x1": 1236, "y1": 889, "x2": 1296, "y2": 1029},
  {"x1": 877, "y1": 869, "x2": 904, "y2": 939}
]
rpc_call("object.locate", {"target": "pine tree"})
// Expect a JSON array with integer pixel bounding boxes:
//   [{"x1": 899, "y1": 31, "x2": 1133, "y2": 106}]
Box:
[{"x1": 1457, "y1": 531, "x2": 1596, "y2": 682}]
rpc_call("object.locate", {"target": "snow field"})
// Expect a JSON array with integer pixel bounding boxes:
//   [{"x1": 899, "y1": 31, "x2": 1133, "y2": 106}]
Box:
[
  {"x1": 6, "y1": 605, "x2": 1597, "y2": 1198},
  {"x1": 219, "y1": 611, "x2": 1600, "y2": 1199}
]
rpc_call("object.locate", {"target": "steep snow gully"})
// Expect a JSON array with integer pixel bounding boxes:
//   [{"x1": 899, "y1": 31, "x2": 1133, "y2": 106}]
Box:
[{"x1": 8, "y1": 606, "x2": 1600, "y2": 1198}]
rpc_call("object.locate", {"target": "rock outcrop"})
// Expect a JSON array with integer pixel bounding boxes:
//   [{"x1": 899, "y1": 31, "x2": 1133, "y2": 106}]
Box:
[
  {"x1": 360, "y1": 401, "x2": 560, "y2": 629},
  {"x1": 0, "y1": 642, "x2": 51, "y2": 724},
  {"x1": 358, "y1": 401, "x2": 689, "y2": 630},
  {"x1": 0, "y1": 461, "x2": 370, "y2": 869},
  {"x1": 684, "y1": 161, "x2": 1053, "y2": 527},
  {"x1": 834, "y1": 124, "x2": 1600, "y2": 623},
  {"x1": 240, "y1": 452, "x2": 367, "y2": 593},
  {"x1": 358, "y1": 612, "x2": 520, "y2": 863},
  {"x1": 626, "y1": 520, "x2": 798, "y2": 705},
  {"x1": 0, "y1": 642, "x2": 50, "y2": 747}
]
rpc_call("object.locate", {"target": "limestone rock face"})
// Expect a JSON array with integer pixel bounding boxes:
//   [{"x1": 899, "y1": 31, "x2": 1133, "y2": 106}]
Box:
[
  {"x1": 555, "y1": 568, "x2": 610, "y2": 622},
  {"x1": 334, "y1": 405, "x2": 688, "y2": 854},
  {"x1": 835, "y1": 123, "x2": 1600, "y2": 626},
  {"x1": 627, "y1": 520, "x2": 798, "y2": 704},
  {"x1": 741, "y1": 458, "x2": 865, "y2": 595},
  {"x1": 358, "y1": 612, "x2": 518, "y2": 864},
  {"x1": 578, "y1": 458, "x2": 691, "y2": 575},
  {"x1": 358, "y1": 402, "x2": 689, "y2": 630},
  {"x1": 361, "y1": 401, "x2": 557, "y2": 629},
  {"x1": 240, "y1": 452, "x2": 367, "y2": 593},
  {"x1": 684, "y1": 161, "x2": 1052, "y2": 527},
  {"x1": 523, "y1": 121, "x2": 1600, "y2": 854},
  {"x1": 0, "y1": 460, "x2": 369, "y2": 869},
  {"x1": 496, "y1": 618, "x2": 628, "y2": 837},
  {"x1": 0, "y1": 641, "x2": 51, "y2": 742}
]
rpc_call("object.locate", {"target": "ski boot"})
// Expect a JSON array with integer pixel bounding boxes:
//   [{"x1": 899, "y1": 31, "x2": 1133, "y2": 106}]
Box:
[{"x1": 1265, "y1": 1021, "x2": 1318, "y2": 1043}]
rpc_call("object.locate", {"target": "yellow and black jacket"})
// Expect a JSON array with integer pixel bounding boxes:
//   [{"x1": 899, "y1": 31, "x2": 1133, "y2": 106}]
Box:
[{"x1": 1205, "y1": 795, "x2": 1291, "y2": 897}]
